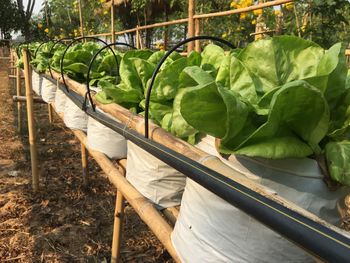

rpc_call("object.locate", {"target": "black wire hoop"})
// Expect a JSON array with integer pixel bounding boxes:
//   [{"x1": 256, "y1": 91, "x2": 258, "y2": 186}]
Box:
[
  {"x1": 144, "y1": 35, "x2": 235, "y2": 138},
  {"x1": 84, "y1": 42, "x2": 136, "y2": 111},
  {"x1": 48, "y1": 38, "x2": 73, "y2": 78}
]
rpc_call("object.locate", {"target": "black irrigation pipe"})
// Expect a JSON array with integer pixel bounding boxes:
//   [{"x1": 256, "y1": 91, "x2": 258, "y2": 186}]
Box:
[
  {"x1": 144, "y1": 35, "x2": 236, "y2": 138},
  {"x1": 43, "y1": 74, "x2": 350, "y2": 262},
  {"x1": 85, "y1": 42, "x2": 136, "y2": 111}
]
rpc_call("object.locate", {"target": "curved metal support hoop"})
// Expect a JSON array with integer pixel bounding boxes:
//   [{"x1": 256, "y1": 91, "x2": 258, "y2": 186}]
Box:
[
  {"x1": 33, "y1": 40, "x2": 52, "y2": 58},
  {"x1": 60, "y1": 36, "x2": 111, "y2": 92},
  {"x1": 144, "y1": 35, "x2": 235, "y2": 138},
  {"x1": 85, "y1": 42, "x2": 136, "y2": 111},
  {"x1": 48, "y1": 38, "x2": 73, "y2": 78}
]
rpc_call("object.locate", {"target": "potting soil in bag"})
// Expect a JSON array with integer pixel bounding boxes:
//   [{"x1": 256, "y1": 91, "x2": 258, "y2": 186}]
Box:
[
  {"x1": 171, "y1": 137, "x2": 349, "y2": 263},
  {"x1": 63, "y1": 98, "x2": 88, "y2": 132},
  {"x1": 31, "y1": 70, "x2": 43, "y2": 96},
  {"x1": 87, "y1": 112, "x2": 127, "y2": 159},
  {"x1": 126, "y1": 141, "x2": 186, "y2": 209},
  {"x1": 41, "y1": 77, "x2": 56, "y2": 103},
  {"x1": 54, "y1": 87, "x2": 66, "y2": 114}
]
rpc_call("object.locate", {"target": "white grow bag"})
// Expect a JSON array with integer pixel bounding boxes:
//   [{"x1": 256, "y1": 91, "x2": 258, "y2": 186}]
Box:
[
  {"x1": 63, "y1": 97, "x2": 88, "y2": 132},
  {"x1": 126, "y1": 141, "x2": 186, "y2": 209},
  {"x1": 87, "y1": 111, "x2": 127, "y2": 159},
  {"x1": 171, "y1": 136, "x2": 349, "y2": 263},
  {"x1": 31, "y1": 70, "x2": 43, "y2": 96},
  {"x1": 41, "y1": 77, "x2": 56, "y2": 103},
  {"x1": 54, "y1": 87, "x2": 67, "y2": 114}
]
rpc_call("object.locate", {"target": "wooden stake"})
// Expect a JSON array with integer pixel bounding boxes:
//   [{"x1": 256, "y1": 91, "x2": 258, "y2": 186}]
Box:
[
  {"x1": 194, "y1": 18, "x2": 201, "y2": 52},
  {"x1": 16, "y1": 67, "x2": 22, "y2": 133},
  {"x1": 111, "y1": 2, "x2": 116, "y2": 43},
  {"x1": 22, "y1": 49, "x2": 39, "y2": 191},
  {"x1": 80, "y1": 142, "x2": 88, "y2": 186},
  {"x1": 111, "y1": 189, "x2": 125, "y2": 263},
  {"x1": 48, "y1": 104, "x2": 53, "y2": 124},
  {"x1": 78, "y1": 0, "x2": 85, "y2": 38},
  {"x1": 187, "y1": 0, "x2": 195, "y2": 53}
]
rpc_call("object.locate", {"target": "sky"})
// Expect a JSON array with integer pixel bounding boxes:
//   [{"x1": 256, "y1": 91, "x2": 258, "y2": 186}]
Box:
[{"x1": 24, "y1": 0, "x2": 43, "y2": 15}]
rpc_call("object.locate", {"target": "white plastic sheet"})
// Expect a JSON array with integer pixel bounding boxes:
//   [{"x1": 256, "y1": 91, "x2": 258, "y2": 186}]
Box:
[
  {"x1": 54, "y1": 88, "x2": 66, "y2": 114},
  {"x1": 171, "y1": 136, "x2": 349, "y2": 263},
  {"x1": 41, "y1": 77, "x2": 56, "y2": 103},
  {"x1": 31, "y1": 71, "x2": 43, "y2": 96},
  {"x1": 87, "y1": 113, "x2": 127, "y2": 159},
  {"x1": 126, "y1": 141, "x2": 186, "y2": 209},
  {"x1": 63, "y1": 98, "x2": 88, "y2": 132}
]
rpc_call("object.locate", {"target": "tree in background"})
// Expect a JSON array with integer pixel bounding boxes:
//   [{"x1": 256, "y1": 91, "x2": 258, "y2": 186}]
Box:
[
  {"x1": 17, "y1": 0, "x2": 36, "y2": 40},
  {"x1": 0, "y1": 0, "x2": 21, "y2": 40}
]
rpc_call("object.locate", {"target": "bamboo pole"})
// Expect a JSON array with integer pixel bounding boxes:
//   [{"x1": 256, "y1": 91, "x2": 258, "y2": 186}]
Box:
[
  {"x1": 13, "y1": 95, "x2": 46, "y2": 104},
  {"x1": 111, "y1": 2, "x2": 116, "y2": 43},
  {"x1": 136, "y1": 26, "x2": 141, "y2": 49},
  {"x1": 49, "y1": 71, "x2": 349, "y2": 234},
  {"x1": 78, "y1": 0, "x2": 85, "y2": 38},
  {"x1": 48, "y1": 104, "x2": 53, "y2": 124},
  {"x1": 81, "y1": 142, "x2": 88, "y2": 185},
  {"x1": 111, "y1": 188, "x2": 125, "y2": 263},
  {"x1": 193, "y1": 0, "x2": 293, "y2": 19},
  {"x1": 194, "y1": 18, "x2": 201, "y2": 52},
  {"x1": 22, "y1": 49, "x2": 39, "y2": 191},
  {"x1": 16, "y1": 67, "x2": 22, "y2": 133},
  {"x1": 187, "y1": 0, "x2": 195, "y2": 53}
]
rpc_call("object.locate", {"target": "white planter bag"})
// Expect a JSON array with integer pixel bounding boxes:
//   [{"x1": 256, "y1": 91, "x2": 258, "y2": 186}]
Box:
[
  {"x1": 41, "y1": 77, "x2": 57, "y2": 103},
  {"x1": 171, "y1": 136, "x2": 349, "y2": 263},
  {"x1": 87, "y1": 112, "x2": 127, "y2": 159},
  {"x1": 63, "y1": 98, "x2": 88, "y2": 132},
  {"x1": 126, "y1": 141, "x2": 186, "y2": 209},
  {"x1": 31, "y1": 70, "x2": 43, "y2": 96},
  {"x1": 54, "y1": 88, "x2": 67, "y2": 114}
]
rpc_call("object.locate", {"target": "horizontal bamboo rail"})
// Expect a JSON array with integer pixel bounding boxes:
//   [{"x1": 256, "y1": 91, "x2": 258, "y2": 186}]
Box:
[
  {"x1": 50, "y1": 102, "x2": 181, "y2": 262},
  {"x1": 49, "y1": 71, "x2": 348, "y2": 238},
  {"x1": 13, "y1": 95, "x2": 45, "y2": 104},
  {"x1": 9, "y1": 75, "x2": 24, "y2": 79},
  {"x1": 193, "y1": 0, "x2": 292, "y2": 19}
]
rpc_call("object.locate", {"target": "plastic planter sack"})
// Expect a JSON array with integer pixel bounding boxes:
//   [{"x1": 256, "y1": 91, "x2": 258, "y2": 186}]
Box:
[
  {"x1": 54, "y1": 88, "x2": 66, "y2": 114},
  {"x1": 87, "y1": 111, "x2": 127, "y2": 159},
  {"x1": 126, "y1": 141, "x2": 186, "y2": 209},
  {"x1": 171, "y1": 137, "x2": 349, "y2": 263},
  {"x1": 31, "y1": 70, "x2": 43, "y2": 96},
  {"x1": 41, "y1": 77, "x2": 56, "y2": 103},
  {"x1": 63, "y1": 98, "x2": 88, "y2": 132}
]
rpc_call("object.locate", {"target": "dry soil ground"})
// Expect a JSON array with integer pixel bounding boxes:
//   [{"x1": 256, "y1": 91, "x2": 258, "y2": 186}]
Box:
[{"x1": 0, "y1": 60, "x2": 173, "y2": 262}]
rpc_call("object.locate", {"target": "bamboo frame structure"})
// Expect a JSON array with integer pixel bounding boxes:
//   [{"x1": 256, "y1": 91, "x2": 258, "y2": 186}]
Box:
[
  {"x1": 80, "y1": 142, "x2": 88, "y2": 185},
  {"x1": 22, "y1": 49, "x2": 39, "y2": 191},
  {"x1": 88, "y1": 0, "x2": 293, "y2": 44},
  {"x1": 78, "y1": 0, "x2": 85, "y2": 38}
]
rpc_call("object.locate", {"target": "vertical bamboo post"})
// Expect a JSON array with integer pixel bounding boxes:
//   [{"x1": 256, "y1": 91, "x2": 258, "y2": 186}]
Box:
[
  {"x1": 16, "y1": 66, "x2": 22, "y2": 133},
  {"x1": 111, "y1": 190, "x2": 125, "y2": 263},
  {"x1": 78, "y1": 0, "x2": 85, "y2": 38},
  {"x1": 22, "y1": 49, "x2": 39, "y2": 191},
  {"x1": 48, "y1": 104, "x2": 53, "y2": 124},
  {"x1": 187, "y1": 0, "x2": 195, "y2": 53},
  {"x1": 111, "y1": 2, "x2": 116, "y2": 43},
  {"x1": 194, "y1": 18, "x2": 201, "y2": 52},
  {"x1": 81, "y1": 142, "x2": 88, "y2": 185},
  {"x1": 136, "y1": 26, "x2": 141, "y2": 49}
]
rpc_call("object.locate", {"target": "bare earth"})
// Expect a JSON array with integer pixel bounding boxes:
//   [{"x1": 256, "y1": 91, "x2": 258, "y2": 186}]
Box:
[{"x1": 0, "y1": 61, "x2": 173, "y2": 262}]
